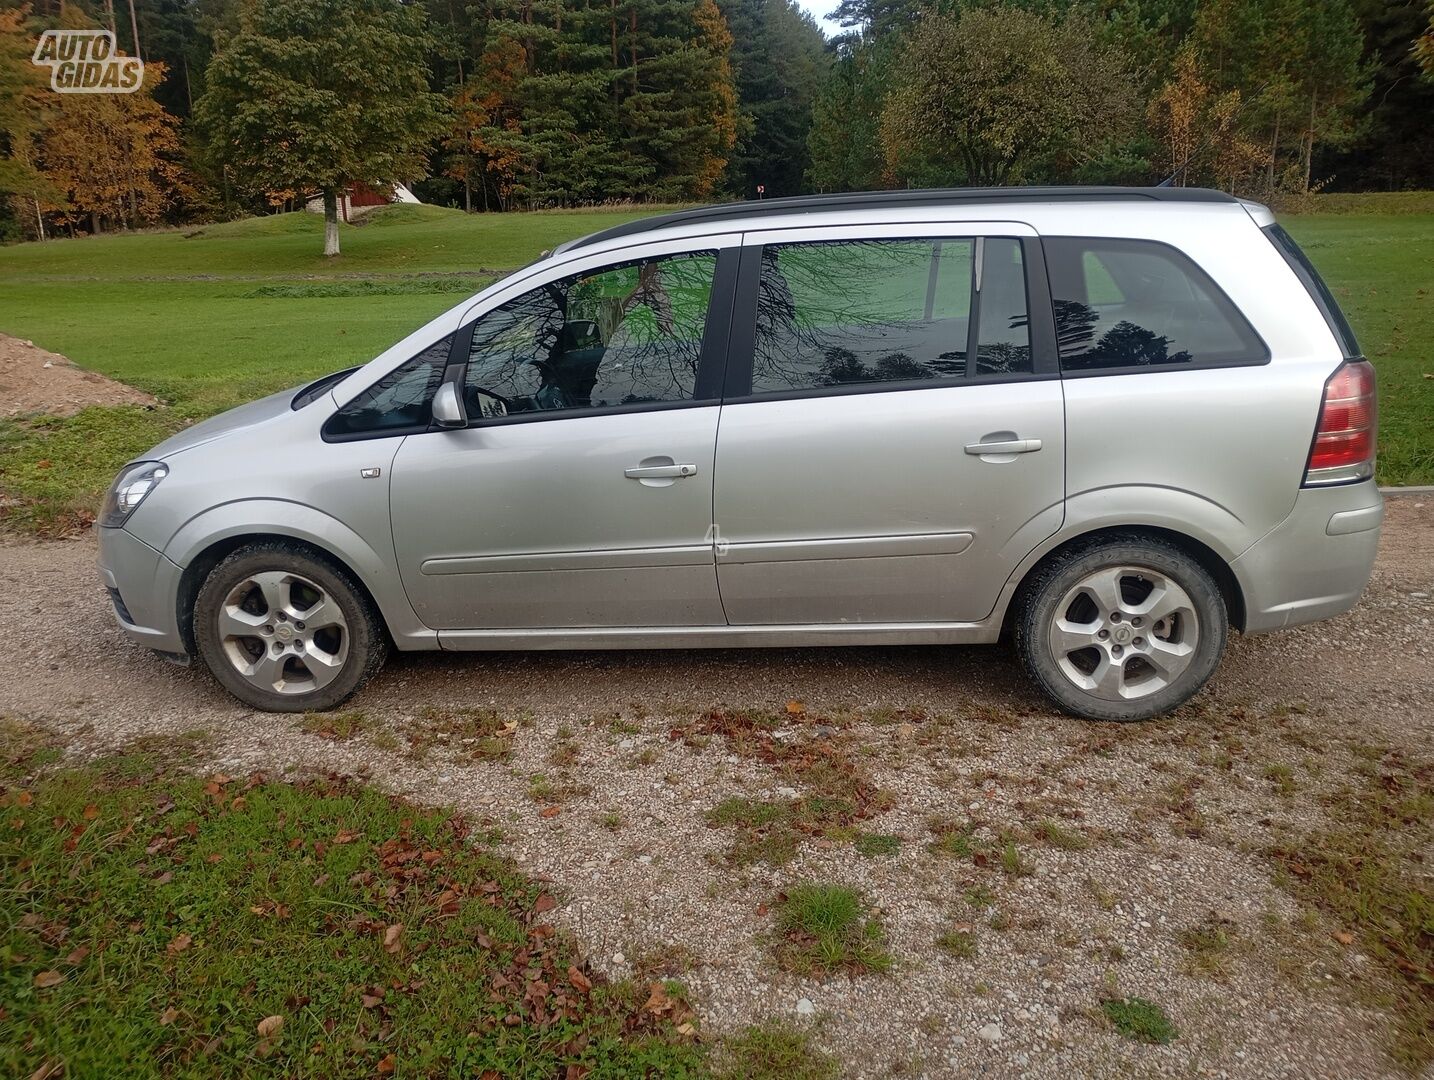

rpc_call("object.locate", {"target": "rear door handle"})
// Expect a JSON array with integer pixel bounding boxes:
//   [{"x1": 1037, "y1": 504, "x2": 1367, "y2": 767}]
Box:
[
  {"x1": 964, "y1": 438, "x2": 1042, "y2": 455},
  {"x1": 624, "y1": 463, "x2": 698, "y2": 479}
]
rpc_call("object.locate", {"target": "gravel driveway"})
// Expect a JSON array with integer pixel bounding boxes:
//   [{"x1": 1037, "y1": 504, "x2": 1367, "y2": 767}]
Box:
[{"x1": 2, "y1": 497, "x2": 1431, "y2": 1079}]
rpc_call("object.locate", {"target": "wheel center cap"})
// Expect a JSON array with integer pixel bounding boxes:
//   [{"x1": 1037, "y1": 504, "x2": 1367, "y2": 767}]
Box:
[
  {"x1": 275, "y1": 624, "x2": 295, "y2": 642},
  {"x1": 1112, "y1": 625, "x2": 1133, "y2": 645}
]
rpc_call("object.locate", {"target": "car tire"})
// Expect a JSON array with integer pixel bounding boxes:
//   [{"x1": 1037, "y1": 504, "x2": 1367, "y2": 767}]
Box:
[
  {"x1": 1014, "y1": 536, "x2": 1227, "y2": 722},
  {"x1": 194, "y1": 541, "x2": 388, "y2": 712}
]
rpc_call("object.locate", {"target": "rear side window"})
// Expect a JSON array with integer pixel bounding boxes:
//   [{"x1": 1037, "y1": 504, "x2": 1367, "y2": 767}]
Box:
[
  {"x1": 748, "y1": 236, "x2": 1032, "y2": 395},
  {"x1": 325, "y1": 334, "x2": 452, "y2": 438},
  {"x1": 1262, "y1": 224, "x2": 1360, "y2": 358},
  {"x1": 1045, "y1": 238, "x2": 1267, "y2": 372}
]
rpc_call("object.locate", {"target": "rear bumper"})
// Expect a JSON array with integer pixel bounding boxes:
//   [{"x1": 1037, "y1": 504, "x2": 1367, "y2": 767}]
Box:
[
  {"x1": 1233, "y1": 479, "x2": 1383, "y2": 635},
  {"x1": 96, "y1": 525, "x2": 186, "y2": 654}
]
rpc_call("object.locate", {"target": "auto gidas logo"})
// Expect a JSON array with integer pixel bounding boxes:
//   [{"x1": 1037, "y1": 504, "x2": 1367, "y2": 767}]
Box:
[{"x1": 31, "y1": 29, "x2": 144, "y2": 94}]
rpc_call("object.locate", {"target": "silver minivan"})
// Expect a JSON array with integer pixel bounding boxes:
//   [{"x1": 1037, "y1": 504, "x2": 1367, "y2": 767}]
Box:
[{"x1": 97, "y1": 188, "x2": 1383, "y2": 721}]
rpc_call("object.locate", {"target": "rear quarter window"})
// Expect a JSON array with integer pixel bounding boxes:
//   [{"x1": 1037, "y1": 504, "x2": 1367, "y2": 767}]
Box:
[
  {"x1": 1262, "y1": 224, "x2": 1361, "y2": 359},
  {"x1": 1045, "y1": 237, "x2": 1268, "y2": 373}
]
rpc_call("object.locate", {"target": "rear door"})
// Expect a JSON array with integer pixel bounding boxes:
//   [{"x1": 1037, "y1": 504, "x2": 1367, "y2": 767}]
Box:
[{"x1": 712, "y1": 222, "x2": 1065, "y2": 625}]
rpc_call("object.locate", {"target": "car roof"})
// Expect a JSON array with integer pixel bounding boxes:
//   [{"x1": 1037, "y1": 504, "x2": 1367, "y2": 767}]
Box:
[{"x1": 553, "y1": 186, "x2": 1242, "y2": 256}]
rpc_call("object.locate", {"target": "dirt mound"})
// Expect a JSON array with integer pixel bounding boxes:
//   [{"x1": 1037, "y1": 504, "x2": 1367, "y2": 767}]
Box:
[{"x1": 0, "y1": 334, "x2": 157, "y2": 418}]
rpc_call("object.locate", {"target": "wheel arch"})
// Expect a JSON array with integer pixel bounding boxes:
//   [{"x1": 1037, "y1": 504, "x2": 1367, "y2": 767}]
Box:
[
  {"x1": 164, "y1": 501, "x2": 435, "y2": 655},
  {"x1": 1002, "y1": 524, "x2": 1247, "y2": 637}
]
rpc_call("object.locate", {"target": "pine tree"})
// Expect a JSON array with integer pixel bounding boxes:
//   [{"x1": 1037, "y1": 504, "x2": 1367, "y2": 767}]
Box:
[{"x1": 719, "y1": 0, "x2": 829, "y2": 197}]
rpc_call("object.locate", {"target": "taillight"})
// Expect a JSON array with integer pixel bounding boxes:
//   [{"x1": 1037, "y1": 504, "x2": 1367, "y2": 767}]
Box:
[{"x1": 1304, "y1": 360, "x2": 1376, "y2": 486}]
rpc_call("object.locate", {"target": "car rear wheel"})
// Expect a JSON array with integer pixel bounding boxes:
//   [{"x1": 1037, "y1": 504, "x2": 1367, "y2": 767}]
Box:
[
  {"x1": 194, "y1": 541, "x2": 387, "y2": 712},
  {"x1": 1015, "y1": 537, "x2": 1227, "y2": 722}
]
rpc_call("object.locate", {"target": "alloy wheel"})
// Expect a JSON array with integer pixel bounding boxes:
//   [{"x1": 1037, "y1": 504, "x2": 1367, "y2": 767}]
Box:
[
  {"x1": 216, "y1": 570, "x2": 349, "y2": 695},
  {"x1": 1047, "y1": 565, "x2": 1199, "y2": 701}
]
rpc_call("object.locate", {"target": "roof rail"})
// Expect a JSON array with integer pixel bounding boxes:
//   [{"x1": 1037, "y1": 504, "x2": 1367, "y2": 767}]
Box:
[{"x1": 557, "y1": 186, "x2": 1238, "y2": 254}]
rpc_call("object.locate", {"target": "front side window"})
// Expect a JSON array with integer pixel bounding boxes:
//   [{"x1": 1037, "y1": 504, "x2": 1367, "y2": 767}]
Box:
[
  {"x1": 325, "y1": 334, "x2": 452, "y2": 438},
  {"x1": 1045, "y1": 237, "x2": 1266, "y2": 372},
  {"x1": 748, "y1": 237, "x2": 1031, "y2": 395},
  {"x1": 463, "y1": 251, "x2": 717, "y2": 417}
]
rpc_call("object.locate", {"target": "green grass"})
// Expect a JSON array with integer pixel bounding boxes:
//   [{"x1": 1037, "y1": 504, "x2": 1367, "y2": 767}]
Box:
[
  {"x1": 0, "y1": 194, "x2": 1429, "y2": 534},
  {"x1": 1101, "y1": 996, "x2": 1178, "y2": 1044},
  {"x1": 0, "y1": 757, "x2": 704, "y2": 1078},
  {"x1": 935, "y1": 926, "x2": 978, "y2": 959},
  {"x1": 1036, "y1": 819, "x2": 1090, "y2": 851},
  {"x1": 853, "y1": 832, "x2": 902, "y2": 857},
  {"x1": 713, "y1": 1020, "x2": 838, "y2": 1080},
  {"x1": 1282, "y1": 206, "x2": 1434, "y2": 487},
  {"x1": 772, "y1": 884, "x2": 892, "y2": 977}
]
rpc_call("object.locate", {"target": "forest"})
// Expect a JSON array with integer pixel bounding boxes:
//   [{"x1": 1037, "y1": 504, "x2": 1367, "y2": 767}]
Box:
[{"x1": 2, "y1": 0, "x2": 1433, "y2": 241}]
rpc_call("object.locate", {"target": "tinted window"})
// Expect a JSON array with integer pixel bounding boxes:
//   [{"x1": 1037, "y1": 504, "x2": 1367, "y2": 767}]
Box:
[
  {"x1": 749, "y1": 238, "x2": 1031, "y2": 395},
  {"x1": 463, "y1": 251, "x2": 716, "y2": 417},
  {"x1": 326, "y1": 335, "x2": 452, "y2": 437},
  {"x1": 975, "y1": 239, "x2": 1031, "y2": 375},
  {"x1": 1262, "y1": 224, "x2": 1360, "y2": 358},
  {"x1": 1045, "y1": 238, "x2": 1266, "y2": 371}
]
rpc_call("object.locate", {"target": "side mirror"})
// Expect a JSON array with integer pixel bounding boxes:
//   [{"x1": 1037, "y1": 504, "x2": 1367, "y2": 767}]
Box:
[{"x1": 432, "y1": 380, "x2": 467, "y2": 428}]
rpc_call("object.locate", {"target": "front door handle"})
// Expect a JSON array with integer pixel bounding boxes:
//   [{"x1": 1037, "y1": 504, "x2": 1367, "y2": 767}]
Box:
[
  {"x1": 624, "y1": 463, "x2": 698, "y2": 479},
  {"x1": 964, "y1": 438, "x2": 1042, "y2": 456}
]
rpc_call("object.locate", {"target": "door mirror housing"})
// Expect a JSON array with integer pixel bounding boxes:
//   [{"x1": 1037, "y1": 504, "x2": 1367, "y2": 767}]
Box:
[{"x1": 432, "y1": 380, "x2": 467, "y2": 428}]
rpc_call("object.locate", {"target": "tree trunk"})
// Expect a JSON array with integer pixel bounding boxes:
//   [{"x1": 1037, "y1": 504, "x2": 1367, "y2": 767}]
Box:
[
  {"x1": 1267, "y1": 115, "x2": 1280, "y2": 195},
  {"x1": 127, "y1": 0, "x2": 141, "y2": 59},
  {"x1": 463, "y1": 173, "x2": 472, "y2": 212},
  {"x1": 33, "y1": 198, "x2": 46, "y2": 241},
  {"x1": 1302, "y1": 92, "x2": 1316, "y2": 194},
  {"x1": 322, "y1": 189, "x2": 340, "y2": 257}
]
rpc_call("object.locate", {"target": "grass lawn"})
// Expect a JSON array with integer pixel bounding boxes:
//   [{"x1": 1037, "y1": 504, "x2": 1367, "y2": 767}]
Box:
[
  {"x1": 0, "y1": 729, "x2": 708, "y2": 1078},
  {"x1": 0, "y1": 195, "x2": 1429, "y2": 534}
]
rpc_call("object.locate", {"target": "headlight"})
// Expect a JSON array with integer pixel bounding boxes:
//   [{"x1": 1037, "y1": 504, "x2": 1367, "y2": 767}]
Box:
[{"x1": 99, "y1": 461, "x2": 168, "y2": 527}]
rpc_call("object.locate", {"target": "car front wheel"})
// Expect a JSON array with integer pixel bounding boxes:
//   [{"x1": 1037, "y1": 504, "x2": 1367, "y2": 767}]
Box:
[
  {"x1": 194, "y1": 541, "x2": 388, "y2": 712},
  {"x1": 1015, "y1": 537, "x2": 1228, "y2": 722}
]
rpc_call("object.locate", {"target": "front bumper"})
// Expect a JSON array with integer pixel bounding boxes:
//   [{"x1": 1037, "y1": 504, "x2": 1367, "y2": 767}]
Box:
[
  {"x1": 97, "y1": 525, "x2": 186, "y2": 654},
  {"x1": 1233, "y1": 479, "x2": 1383, "y2": 635}
]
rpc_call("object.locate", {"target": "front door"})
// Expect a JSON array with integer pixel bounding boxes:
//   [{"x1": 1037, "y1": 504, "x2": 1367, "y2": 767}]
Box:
[
  {"x1": 712, "y1": 226, "x2": 1065, "y2": 625},
  {"x1": 389, "y1": 243, "x2": 733, "y2": 630}
]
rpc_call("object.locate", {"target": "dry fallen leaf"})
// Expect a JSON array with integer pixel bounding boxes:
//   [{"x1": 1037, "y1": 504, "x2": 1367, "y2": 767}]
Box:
[
  {"x1": 64, "y1": 946, "x2": 90, "y2": 965},
  {"x1": 257, "y1": 1015, "x2": 284, "y2": 1039},
  {"x1": 159, "y1": 1006, "x2": 179, "y2": 1026},
  {"x1": 533, "y1": 893, "x2": 557, "y2": 914},
  {"x1": 82, "y1": 804, "x2": 99, "y2": 820},
  {"x1": 567, "y1": 965, "x2": 592, "y2": 993},
  {"x1": 383, "y1": 924, "x2": 404, "y2": 953},
  {"x1": 538, "y1": 806, "x2": 561, "y2": 819},
  {"x1": 377, "y1": 1054, "x2": 396, "y2": 1075},
  {"x1": 33, "y1": 970, "x2": 65, "y2": 989},
  {"x1": 333, "y1": 829, "x2": 361, "y2": 845},
  {"x1": 167, "y1": 933, "x2": 192, "y2": 955},
  {"x1": 16, "y1": 791, "x2": 32, "y2": 807},
  {"x1": 1333, "y1": 930, "x2": 1355, "y2": 945},
  {"x1": 27, "y1": 1059, "x2": 63, "y2": 1080},
  {"x1": 785, "y1": 700, "x2": 805, "y2": 715}
]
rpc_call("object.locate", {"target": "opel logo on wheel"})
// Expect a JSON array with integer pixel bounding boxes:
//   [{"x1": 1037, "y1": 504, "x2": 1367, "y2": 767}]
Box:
[
  {"x1": 1113, "y1": 625, "x2": 1133, "y2": 645},
  {"x1": 275, "y1": 624, "x2": 294, "y2": 642}
]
